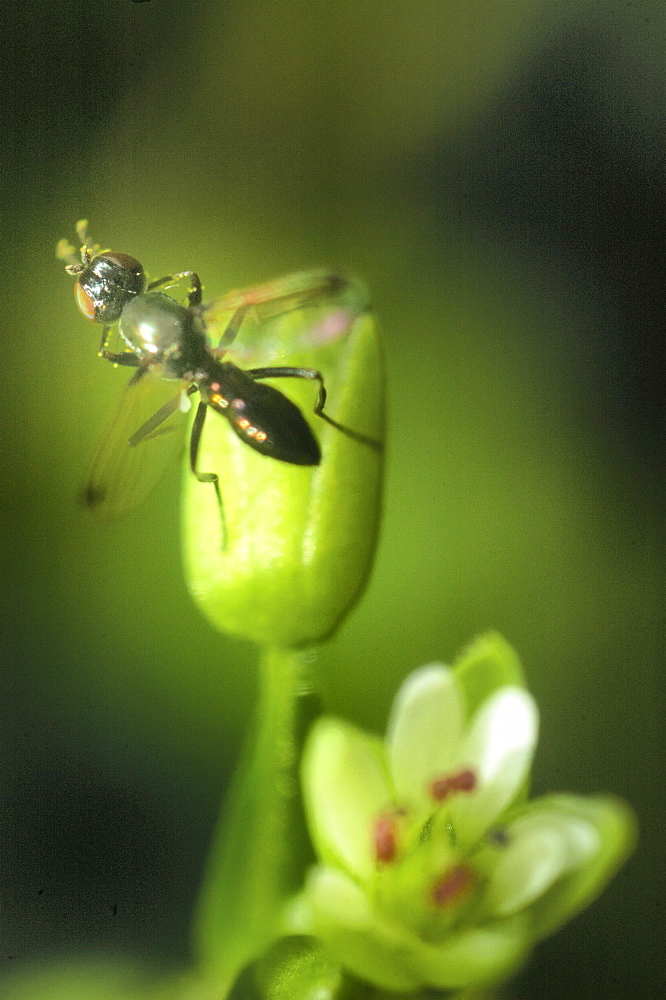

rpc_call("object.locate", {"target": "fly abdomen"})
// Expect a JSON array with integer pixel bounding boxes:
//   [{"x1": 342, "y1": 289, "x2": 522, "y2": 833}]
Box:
[{"x1": 202, "y1": 362, "x2": 321, "y2": 466}]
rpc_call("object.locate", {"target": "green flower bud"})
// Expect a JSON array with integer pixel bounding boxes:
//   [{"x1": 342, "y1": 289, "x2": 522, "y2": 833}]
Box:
[{"x1": 181, "y1": 275, "x2": 384, "y2": 647}]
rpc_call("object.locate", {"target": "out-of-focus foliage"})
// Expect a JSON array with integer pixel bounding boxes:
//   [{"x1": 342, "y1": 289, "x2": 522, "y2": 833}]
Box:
[{"x1": 2, "y1": 1, "x2": 662, "y2": 998}]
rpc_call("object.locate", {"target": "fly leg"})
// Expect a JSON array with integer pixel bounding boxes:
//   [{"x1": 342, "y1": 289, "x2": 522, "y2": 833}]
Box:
[
  {"x1": 216, "y1": 304, "x2": 253, "y2": 350},
  {"x1": 247, "y1": 366, "x2": 382, "y2": 451},
  {"x1": 147, "y1": 270, "x2": 202, "y2": 306},
  {"x1": 190, "y1": 400, "x2": 227, "y2": 546},
  {"x1": 97, "y1": 325, "x2": 141, "y2": 365}
]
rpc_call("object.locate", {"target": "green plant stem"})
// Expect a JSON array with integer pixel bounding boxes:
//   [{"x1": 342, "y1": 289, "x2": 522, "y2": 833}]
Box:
[{"x1": 192, "y1": 645, "x2": 318, "y2": 993}]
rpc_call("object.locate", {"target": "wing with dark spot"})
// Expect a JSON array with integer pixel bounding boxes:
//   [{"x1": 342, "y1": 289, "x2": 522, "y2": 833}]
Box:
[{"x1": 83, "y1": 369, "x2": 188, "y2": 520}]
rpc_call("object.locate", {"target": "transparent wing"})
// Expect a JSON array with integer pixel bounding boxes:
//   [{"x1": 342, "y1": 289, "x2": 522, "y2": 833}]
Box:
[
  {"x1": 201, "y1": 270, "x2": 370, "y2": 367},
  {"x1": 83, "y1": 367, "x2": 189, "y2": 521}
]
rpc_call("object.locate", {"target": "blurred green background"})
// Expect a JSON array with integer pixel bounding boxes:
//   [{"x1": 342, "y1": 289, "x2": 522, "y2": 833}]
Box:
[{"x1": 1, "y1": 2, "x2": 662, "y2": 997}]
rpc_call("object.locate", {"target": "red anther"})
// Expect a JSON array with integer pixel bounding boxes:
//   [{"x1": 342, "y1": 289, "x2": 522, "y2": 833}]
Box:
[
  {"x1": 430, "y1": 775, "x2": 452, "y2": 801},
  {"x1": 430, "y1": 864, "x2": 474, "y2": 907},
  {"x1": 373, "y1": 814, "x2": 398, "y2": 864},
  {"x1": 430, "y1": 768, "x2": 477, "y2": 801},
  {"x1": 449, "y1": 769, "x2": 476, "y2": 792}
]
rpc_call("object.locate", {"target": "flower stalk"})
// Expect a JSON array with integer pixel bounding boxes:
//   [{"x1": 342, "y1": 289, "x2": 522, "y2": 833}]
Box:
[{"x1": 192, "y1": 646, "x2": 318, "y2": 987}]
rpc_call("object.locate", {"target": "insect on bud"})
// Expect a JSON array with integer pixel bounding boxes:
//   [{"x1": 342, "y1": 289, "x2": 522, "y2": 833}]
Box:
[{"x1": 181, "y1": 276, "x2": 384, "y2": 648}]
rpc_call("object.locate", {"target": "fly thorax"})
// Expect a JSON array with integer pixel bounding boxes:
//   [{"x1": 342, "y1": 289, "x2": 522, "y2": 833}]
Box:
[{"x1": 118, "y1": 293, "x2": 189, "y2": 361}]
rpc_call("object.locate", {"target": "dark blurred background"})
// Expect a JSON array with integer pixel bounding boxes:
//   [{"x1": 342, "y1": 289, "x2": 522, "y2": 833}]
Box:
[{"x1": 1, "y1": 2, "x2": 663, "y2": 997}]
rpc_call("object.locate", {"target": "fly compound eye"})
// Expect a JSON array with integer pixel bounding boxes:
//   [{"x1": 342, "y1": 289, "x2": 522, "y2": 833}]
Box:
[
  {"x1": 74, "y1": 280, "x2": 97, "y2": 321},
  {"x1": 75, "y1": 252, "x2": 146, "y2": 324}
]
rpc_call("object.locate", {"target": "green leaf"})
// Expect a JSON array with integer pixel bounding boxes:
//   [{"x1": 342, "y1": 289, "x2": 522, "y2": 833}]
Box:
[{"x1": 0, "y1": 961, "x2": 185, "y2": 1000}]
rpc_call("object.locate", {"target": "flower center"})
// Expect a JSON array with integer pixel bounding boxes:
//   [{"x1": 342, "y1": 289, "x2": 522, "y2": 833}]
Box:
[{"x1": 370, "y1": 804, "x2": 480, "y2": 940}]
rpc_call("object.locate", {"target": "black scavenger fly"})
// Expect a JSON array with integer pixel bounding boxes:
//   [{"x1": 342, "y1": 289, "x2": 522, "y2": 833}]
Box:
[{"x1": 57, "y1": 221, "x2": 379, "y2": 523}]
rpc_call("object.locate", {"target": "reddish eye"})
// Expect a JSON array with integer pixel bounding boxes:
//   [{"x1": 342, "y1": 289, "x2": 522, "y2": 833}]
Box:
[{"x1": 75, "y1": 281, "x2": 96, "y2": 321}]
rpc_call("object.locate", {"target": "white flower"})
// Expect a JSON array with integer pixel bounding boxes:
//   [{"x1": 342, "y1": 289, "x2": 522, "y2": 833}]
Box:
[{"x1": 289, "y1": 634, "x2": 635, "y2": 993}]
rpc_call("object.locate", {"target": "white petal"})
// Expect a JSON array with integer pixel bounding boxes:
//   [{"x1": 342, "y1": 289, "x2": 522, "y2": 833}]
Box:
[
  {"x1": 415, "y1": 921, "x2": 529, "y2": 989},
  {"x1": 305, "y1": 865, "x2": 373, "y2": 926},
  {"x1": 450, "y1": 688, "x2": 538, "y2": 843},
  {"x1": 302, "y1": 719, "x2": 390, "y2": 880},
  {"x1": 387, "y1": 664, "x2": 465, "y2": 803},
  {"x1": 485, "y1": 808, "x2": 601, "y2": 916}
]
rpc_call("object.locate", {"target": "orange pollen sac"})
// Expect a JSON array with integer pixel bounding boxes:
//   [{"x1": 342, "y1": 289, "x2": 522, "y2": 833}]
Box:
[
  {"x1": 373, "y1": 813, "x2": 399, "y2": 864},
  {"x1": 430, "y1": 768, "x2": 477, "y2": 802},
  {"x1": 430, "y1": 864, "x2": 475, "y2": 907}
]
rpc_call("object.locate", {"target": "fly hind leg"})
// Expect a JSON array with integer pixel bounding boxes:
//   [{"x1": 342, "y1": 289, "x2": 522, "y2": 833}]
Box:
[{"x1": 247, "y1": 366, "x2": 382, "y2": 451}]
